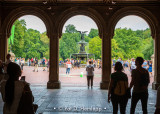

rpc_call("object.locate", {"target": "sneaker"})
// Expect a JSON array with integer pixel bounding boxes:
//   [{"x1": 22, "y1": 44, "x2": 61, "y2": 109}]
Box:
[{"x1": 33, "y1": 70, "x2": 35, "y2": 72}]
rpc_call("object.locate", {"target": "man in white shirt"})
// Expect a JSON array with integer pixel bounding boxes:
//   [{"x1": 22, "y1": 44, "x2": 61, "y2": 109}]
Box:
[
  {"x1": 86, "y1": 61, "x2": 94, "y2": 89},
  {"x1": 66, "y1": 60, "x2": 72, "y2": 76}
]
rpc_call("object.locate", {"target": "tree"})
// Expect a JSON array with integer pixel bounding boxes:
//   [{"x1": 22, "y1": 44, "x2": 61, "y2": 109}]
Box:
[
  {"x1": 59, "y1": 33, "x2": 80, "y2": 60},
  {"x1": 65, "y1": 24, "x2": 77, "y2": 33},
  {"x1": 88, "y1": 28, "x2": 99, "y2": 38},
  {"x1": 89, "y1": 36, "x2": 102, "y2": 59}
]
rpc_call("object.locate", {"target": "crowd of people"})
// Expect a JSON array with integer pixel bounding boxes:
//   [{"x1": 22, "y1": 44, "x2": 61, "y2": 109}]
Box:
[
  {"x1": 60, "y1": 58, "x2": 102, "y2": 69},
  {"x1": 7, "y1": 57, "x2": 50, "y2": 72},
  {"x1": 112, "y1": 57, "x2": 153, "y2": 76},
  {"x1": 0, "y1": 54, "x2": 159, "y2": 114}
]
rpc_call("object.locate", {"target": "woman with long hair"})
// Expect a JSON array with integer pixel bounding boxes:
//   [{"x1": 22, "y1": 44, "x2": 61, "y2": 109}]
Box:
[
  {"x1": 108, "y1": 62, "x2": 129, "y2": 114},
  {"x1": 0, "y1": 62, "x2": 34, "y2": 114}
]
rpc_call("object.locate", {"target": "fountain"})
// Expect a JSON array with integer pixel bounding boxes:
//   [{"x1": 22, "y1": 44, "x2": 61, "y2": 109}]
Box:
[{"x1": 70, "y1": 31, "x2": 95, "y2": 61}]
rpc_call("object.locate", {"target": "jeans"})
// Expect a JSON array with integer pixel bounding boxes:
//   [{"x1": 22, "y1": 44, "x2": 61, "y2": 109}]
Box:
[
  {"x1": 87, "y1": 76, "x2": 93, "y2": 87},
  {"x1": 66, "y1": 68, "x2": 70, "y2": 74},
  {"x1": 111, "y1": 95, "x2": 128, "y2": 114},
  {"x1": 130, "y1": 92, "x2": 148, "y2": 114}
]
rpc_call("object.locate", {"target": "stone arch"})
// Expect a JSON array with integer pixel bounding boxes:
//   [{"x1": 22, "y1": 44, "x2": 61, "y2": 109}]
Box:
[
  {"x1": 108, "y1": 6, "x2": 159, "y2": 39},
  {"x1": 56, "y1": 6, "x2": 106, "y2": 38},
  {"x1": 2, "y1": 6, "x2": 53, "y2": 38}
]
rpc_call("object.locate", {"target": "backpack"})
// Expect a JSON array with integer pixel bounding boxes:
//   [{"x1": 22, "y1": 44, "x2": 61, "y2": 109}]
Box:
[
  {"x1": 114, "y1": 80, "x2": 128, "y2": 96},
  {"x1": 87, "y1": 65, "x2": 94, "y2": 76}
]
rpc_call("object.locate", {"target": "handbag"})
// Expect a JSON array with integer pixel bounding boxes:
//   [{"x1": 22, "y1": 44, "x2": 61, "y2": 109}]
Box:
[{"x1": 17, "y1": 83, "x2": 38, "y2": 114}]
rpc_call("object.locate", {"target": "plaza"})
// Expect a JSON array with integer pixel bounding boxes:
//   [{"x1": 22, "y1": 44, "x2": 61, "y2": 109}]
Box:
[{"x1": 0, "y1": 66, "x2": 157, "y2": 114}]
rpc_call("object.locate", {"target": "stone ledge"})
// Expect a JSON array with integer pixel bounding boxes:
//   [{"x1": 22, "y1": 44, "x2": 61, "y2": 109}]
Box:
[
  {"x1": 47, "y1": 81, "x2": 61, "y2": 89},
  {"x1": 152, "y1": 82, "x2": 160, "y2": 90}
]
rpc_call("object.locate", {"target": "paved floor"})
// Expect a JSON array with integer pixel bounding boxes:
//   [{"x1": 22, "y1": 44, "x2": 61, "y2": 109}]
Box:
[
  {"x1": 0, "y1": 86, "x2": 157, "y2": 114},
  {"x1": 21, "y1": 66, "x2": 154, "y2": 87},
  {"x1": 0, "y1": 66, "x2": 156, "y2": 114}
]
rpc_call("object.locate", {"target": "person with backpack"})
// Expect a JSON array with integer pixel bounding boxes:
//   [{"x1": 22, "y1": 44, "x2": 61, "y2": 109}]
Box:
[
  {"x1": 86, "y1": 61, "x2": 94, "y2": 89},
  {"x1": 129, "y1": 57, "x2": 150, "y2": 114},
  {"x1": 108, "y1": 62, "x2": 129, "y2": 114}
]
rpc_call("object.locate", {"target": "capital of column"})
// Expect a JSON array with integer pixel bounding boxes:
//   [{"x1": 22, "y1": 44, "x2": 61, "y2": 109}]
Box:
[
  {"x1": 47, "y1": 31, "x2": 61, "y2": 39},
  {"x1": 102, "y1": 32, "x2": 112, "y2": 39}
]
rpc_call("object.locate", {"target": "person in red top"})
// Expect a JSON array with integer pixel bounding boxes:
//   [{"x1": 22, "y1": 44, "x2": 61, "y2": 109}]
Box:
[
  {"x1": 66, "y1": 60, "x2": 72, "y2": 76},
  {"x1": 31, "y1": 58, "x2": 33, "y2": 66}
]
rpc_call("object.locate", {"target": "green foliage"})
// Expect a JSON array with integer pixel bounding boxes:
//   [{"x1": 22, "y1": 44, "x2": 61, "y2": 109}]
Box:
[
  {"x1": 112, "y1": 28, "x2": 153, "y2": 60},
  {"x1": 59, "y1": 33, "x2": 80, "y2": 60},
  {"x1": 89, "y1": 36, "x2": 102, "y2": 59},
  {"x1": 9, "y1": 19, "x2": 49, "y2": 59},
  {"x1": 88, "y1": 28, "x2": 99, "y2": 38},
  {"x1": 65, "y1": 24, "x2": 77, "y2": 33},
  {"x1": 9, "y1": 19, "x2": 153, "y2": 61}
]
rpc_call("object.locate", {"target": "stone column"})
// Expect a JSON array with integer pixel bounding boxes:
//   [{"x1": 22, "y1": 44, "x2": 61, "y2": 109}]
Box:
[
  {"x1": 152, "y1": 33, "x2": 160, "y2": 90},
  {"x1": 0, "y1": 33, "x2": 8, "y2": 62},
  {"x1": 47, "y1": 33, "x2": 61, "y2": 89},
  {"x1": 100, "y1": 33, "x2": 111, "y2": 89}
]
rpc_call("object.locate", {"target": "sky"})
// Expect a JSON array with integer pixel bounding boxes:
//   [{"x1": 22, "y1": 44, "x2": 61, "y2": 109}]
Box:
[{"x1": 19, "y1": 15, "x2": 149, "y2": 33}]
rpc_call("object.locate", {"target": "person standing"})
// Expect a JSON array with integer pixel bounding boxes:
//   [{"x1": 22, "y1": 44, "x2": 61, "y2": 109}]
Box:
[
  {"x1": 33, "y1": 57, "x2": 38, "y2": 72},
  {"x1": 20, "y1": 58, "x2": 25, "y2": 70},
  {"x1": 108, "y1": 62, "x2": 129, "y2": 114},
  {"x1": 130, "y1": 58, "x2": 136, "y2": 72},
  {"x1": 86, "y1": 61, "x2": 94, "y2": 89},
  {"x1": 42, "y1": 57, "x2": 46, "y2": 71},
  {"x1": 47, "y1": 59, "x2": 50, "y2": 72},
  {"x1": 66, "y1": 60, "x2": 72, "y2": 76},
  {"x1": 148, "y1": 60, "x2": 152, "y2": 77},
  {"x1": 3, "y1": 54, "x2": 11, "y2": 80},
  {"x1": 129, "y1": 57, "x2": 150, "y2": 114},
  {"x1": 142, "y1": 60, "x2": 148, "y2": 70}
]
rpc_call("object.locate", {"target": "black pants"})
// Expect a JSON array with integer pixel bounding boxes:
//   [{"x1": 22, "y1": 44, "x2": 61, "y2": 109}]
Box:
[
  {"x1": 130, "y1": 92, "x2": 148, "y2": 114},
  {"x1": 111, "y1": 95, "x2": 128, "y2": 114},
  {"x1": 87, "y1": 76, "x2": 93, "y2": 87}
]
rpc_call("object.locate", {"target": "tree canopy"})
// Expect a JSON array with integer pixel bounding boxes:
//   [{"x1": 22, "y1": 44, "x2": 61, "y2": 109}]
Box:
[{"x1": 9, "y1": 20, "x2": 154, "y2": 60}]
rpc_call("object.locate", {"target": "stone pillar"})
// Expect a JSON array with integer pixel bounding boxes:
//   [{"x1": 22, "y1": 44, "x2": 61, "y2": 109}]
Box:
[
  {"x1": 152, "y1": 33, "x2": 160, "y2": 90},
  {"x1": 100, "y1": 33, "x2": 111, "y2": 89},
  {"x1": 47, "y1": 33, "x2": 61, "y2": 89},
  {"x1": 0, "y1": 33, "x2": 8, "y2": 62}
]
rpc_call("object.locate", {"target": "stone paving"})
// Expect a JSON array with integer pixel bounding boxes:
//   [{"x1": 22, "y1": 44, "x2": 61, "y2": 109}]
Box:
[
  {"x1": 0, "y1": 86, "x2": 157, "y2": 114},
  {"x1": 0, "y1": 66, "x2": 157, "y2": 114},
  {"x1": 20, "y1": 66, "x2": 154, "y2": 87}
]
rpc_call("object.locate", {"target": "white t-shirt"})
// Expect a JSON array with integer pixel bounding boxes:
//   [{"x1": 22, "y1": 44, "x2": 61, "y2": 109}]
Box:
[{"x1": 66, "y1": 62, "x2": 72, "y2": 68}]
